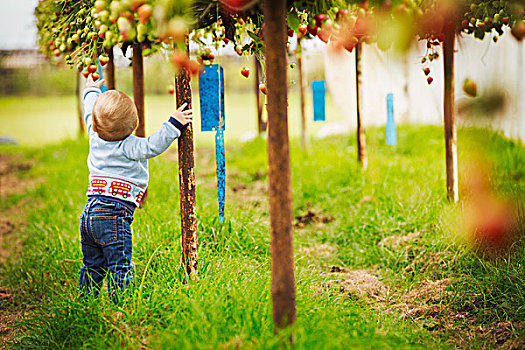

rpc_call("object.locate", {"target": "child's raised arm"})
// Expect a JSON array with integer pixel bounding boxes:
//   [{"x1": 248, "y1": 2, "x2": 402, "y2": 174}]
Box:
[
  {"x1": 83, "y1": 77, "x2": 106, "y2": 137},
  {"x1": 121, "y1": 103, "x2": 193, "y2": 160}
]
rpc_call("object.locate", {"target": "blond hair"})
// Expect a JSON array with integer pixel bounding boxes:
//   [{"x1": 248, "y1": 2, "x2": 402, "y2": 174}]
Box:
[{"x1": 92, "y1": 91, "x2": 138, "y2": 141}]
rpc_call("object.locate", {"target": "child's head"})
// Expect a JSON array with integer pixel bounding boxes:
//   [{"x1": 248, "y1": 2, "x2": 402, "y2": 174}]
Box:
[{"x1": 92, "y1": 91, "x2": 138, "y2": 141}]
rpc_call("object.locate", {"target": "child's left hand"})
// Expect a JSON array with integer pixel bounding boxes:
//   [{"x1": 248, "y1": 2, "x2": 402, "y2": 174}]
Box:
[
  {"x1": 172, "y1": 103, "x2": 193, "y2": 125},
  {"x1": 86, "y1": 75, "x2": 105, "y2": 89}
]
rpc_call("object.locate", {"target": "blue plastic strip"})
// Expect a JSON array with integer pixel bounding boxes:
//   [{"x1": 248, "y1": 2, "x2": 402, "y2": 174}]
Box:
[
  {"x1": 215, "y1": 128, "x2": 226, "y2": 223},
  {"x1": 97, "y1": 62, "x2": 108, "y2": 92},
  {"x1": 386, "y1": 93, "x2": 397, "y2": 145},
  {"x1": 199, "y1": 64, "x2": 225, "y2": 131},
  {"x1": 312, "y1": 80, "x2": 326, "y2": 121}
]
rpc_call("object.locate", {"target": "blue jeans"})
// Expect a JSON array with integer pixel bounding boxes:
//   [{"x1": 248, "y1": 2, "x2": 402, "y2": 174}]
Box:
[{"x1": 79, "y1": 197, "x2": 134, "y2": 302}]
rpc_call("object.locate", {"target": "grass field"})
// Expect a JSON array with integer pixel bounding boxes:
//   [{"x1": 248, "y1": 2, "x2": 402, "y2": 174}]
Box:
[{"x1": 0, "y1": 125, "x2": 524, "y2": 349}]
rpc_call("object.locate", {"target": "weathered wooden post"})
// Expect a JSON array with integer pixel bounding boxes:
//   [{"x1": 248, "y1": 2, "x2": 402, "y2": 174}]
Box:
[
  {"x1": 443, "y1": 21, "x2": 459, "y2": 202},
  {"x1": 297, "y1": 46, "x2": 307, "y2": 150},
  {"x1": 175, "y1": 40, "x2": 198, "y2": 278},
  {"x1": 132, "y1": 43, "x2": 146, "y2": 137},
  {"x1": 355, "y1": 42, "x2": 367, "y2": 169},
  {"x1": 76, "y1": 71, "x2": 85, "y2": 135},
  {"x1": 106, "y1": 47, "x2": 116, "y2": 90},
  {"x1": 263, "y1": 0, "x2": 296, "y2": 331},
  {"x1": 254, "y1": 56, "x2": 265, "y2": 135}
]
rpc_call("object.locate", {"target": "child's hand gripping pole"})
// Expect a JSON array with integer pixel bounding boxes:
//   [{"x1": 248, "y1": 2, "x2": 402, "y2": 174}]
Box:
[{"x1": 171, "y1": 103, "x2": 193, "y2": 126}]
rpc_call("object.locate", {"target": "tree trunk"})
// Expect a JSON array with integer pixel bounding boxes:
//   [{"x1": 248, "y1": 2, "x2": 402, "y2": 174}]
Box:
[
  {"x1": 175, "y1": 41, "x2": 198, "y2": 278},
  {"x1": 263, "y1": 0, "x2": 296, "y2": 332},
  {"x1": 132, "y1": 43, "x2": 145, "y2": 137},
  {"x1": 355, "y1": 42, "x2": 367, "y2": 170},
  {"x1": 255, "y1": 56, "x2": 265, "y2": 134},
  {"x1": 298, "y1": 52, "x2": 307, "y2": 150},
  {"x1": 443, "y1": 23, "x2": 459, "y2": 203},
  {"x1": 106, "y1": 47, "x2": 116, "y2": 90},
  {"x1": 76, "y1": 71, "x2": 85, "y2": 135}
]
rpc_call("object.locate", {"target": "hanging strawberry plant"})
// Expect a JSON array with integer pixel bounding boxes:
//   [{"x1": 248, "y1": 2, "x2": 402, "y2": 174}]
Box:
[{"x1": 35, "y1": 0, "x2": 195, "y2": 79}]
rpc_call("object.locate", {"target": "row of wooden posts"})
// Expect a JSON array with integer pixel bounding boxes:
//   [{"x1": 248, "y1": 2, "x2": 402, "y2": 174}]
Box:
[{"x1": 74, "y1": 0, "x2": 458, "y2": 331}]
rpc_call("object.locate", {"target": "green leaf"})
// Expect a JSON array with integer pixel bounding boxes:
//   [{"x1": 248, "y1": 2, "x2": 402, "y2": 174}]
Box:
[
  {"x1": 287, "y1": 10, "x2": 300, "y2": 31},
  {"x1": 247, "y1": 31, "x2": 261, "y2": 42}
]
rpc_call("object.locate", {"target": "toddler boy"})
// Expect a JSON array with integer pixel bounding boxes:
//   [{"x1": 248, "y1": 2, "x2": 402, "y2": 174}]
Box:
[{"x1": 79, "y1": 77, "x2": 192, "y2": 301}]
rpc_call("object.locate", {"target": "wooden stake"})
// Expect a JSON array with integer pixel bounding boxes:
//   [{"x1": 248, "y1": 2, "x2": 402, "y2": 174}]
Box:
[
  {"x1": 132, "y1": 43, "x2": 145, "y2": 137},
  {"x1": 254, "y1": 56, "x2": 265, "y2": 134},
  {"x1": 175, "y1": 42, "x2": 198, "y2": 278},
  {"x1": 263, "y1": 0, "x2": 296, "y2": 332},
  {"x1": 443, "y1": 22, "x2": 459, "y2": 202},
  {"x1": 297, "y1": 51, "x2": 307, "y2": 150},
  {"x1": 76, "y1": 71, "x2": 85, "y2": 135},
  {"x1": 106, "y1": 47, "x2": 116, "y2": 90},
  {"x1": 355, "y1": 42, "x2": 367, "y2": 170}
]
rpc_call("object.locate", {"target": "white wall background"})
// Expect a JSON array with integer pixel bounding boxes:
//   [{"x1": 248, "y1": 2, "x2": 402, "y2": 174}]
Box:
[{"x1": 317, "y1": 29, "x2": 525, "y2": 142}]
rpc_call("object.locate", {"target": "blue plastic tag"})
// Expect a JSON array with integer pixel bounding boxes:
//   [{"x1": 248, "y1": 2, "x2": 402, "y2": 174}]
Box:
[
  {"x1": 199, "y1": 64, "x2": 225, "y2": 131},
  {"x1": 386, "y1": 93, "x2": 397, "y2": 146},
  {"x1": 312, "y1": 80, "x2": 326, "y2": 122}
]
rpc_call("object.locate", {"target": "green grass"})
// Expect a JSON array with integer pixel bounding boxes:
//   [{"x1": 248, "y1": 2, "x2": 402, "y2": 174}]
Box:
[{"x1": 1, "y1": 125, "x2": 524, "y2": 349}]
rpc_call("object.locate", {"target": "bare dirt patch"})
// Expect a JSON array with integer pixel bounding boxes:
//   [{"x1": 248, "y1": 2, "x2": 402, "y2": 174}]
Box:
[
  {"x1": 0, "y1": 288, "x2": 28, "y2": 347},
  {"x1": 0, "y1": 217, "x2": 14, "y2": 236},
  {"x1": 403, "y1": 278, "x2": 453, "y2": 303},
  {"x1": 324, "y1": 267, "x2": 389, "y2": 302},
  {"x1": 294, "y1": 209, "x2": 335, "y2": 229},
  {"x1": 392, "y1": 278, "x2": 524, "y2": 349},
  {"x1": 0, "y1": 154, "x2": 36, "y2": 346},
  {"x1": 0, "y1": 154, "x2": 38, "y2": 198}
]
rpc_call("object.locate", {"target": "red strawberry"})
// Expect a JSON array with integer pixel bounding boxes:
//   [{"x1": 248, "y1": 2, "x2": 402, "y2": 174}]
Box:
[
  {"x1": 314, "y1": 14, "x2": 328, "y2": 26},
  {"x1": 241, "y1": 67, "x2": 250, "y2": 78},
  {"x1": 423, "y1": 68, "x2": 430, "y2": 76},
  {"x1": 427, "y1": 76, "x2": 433, "y2": 85},
  {"x1": 91, "y1": 72, "x2": 100, "y2": 81},
  {"x1": 99, "y1": 55, "x2": 110, "y2": 66},
  {"x1": 88, "y1": 65, "x2": 97, "y2": 74},
  {"x1": 259, "y1": 83, "x2": 267, "y2": 95},
  {"x1": 298, "y1": 25, "x2": 307, "y2": 36},
  {"x1": 82, "y1": 70, "x2": 90, "y2": 78},
  {"x1": 307, "y1": 25, "x2": 319, "y2": 36},
  {"x1": 168, "y1": 85, "x2": 174, "y2": 94}
]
